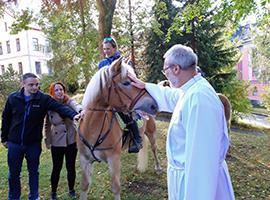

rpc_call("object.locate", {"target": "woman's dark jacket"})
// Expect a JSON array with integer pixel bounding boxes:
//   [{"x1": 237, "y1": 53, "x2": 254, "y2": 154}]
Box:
[{"x1": 1, "y1": 88, "x2": 77, "y2": 145}]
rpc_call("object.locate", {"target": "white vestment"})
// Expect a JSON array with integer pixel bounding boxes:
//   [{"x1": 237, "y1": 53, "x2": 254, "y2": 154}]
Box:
[{"x1": 146, "y1": 74, "x2": 235, "y2": 200}]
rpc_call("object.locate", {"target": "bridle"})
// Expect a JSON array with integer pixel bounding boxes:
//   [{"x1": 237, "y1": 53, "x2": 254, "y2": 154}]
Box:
[
  {"x1": 107, "y1": 71, "x2": 147, "y2": 111},
  {"x1": 79, "y1": 70, "x2": 147, "y2": 163}
]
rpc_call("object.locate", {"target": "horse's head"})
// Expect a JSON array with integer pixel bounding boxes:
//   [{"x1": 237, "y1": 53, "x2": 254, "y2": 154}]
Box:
[{"x1": 82, "y1": 58, "x2": 158, "y2": 116}]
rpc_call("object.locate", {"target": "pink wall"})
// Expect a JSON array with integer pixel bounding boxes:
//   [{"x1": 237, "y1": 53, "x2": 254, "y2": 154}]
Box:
[
  {"x1": 237, "y1": 53, "x2": 249, "y2": 80},
  {"x1": 237, "y1": 49, "x2": 268, "y2": 104}
]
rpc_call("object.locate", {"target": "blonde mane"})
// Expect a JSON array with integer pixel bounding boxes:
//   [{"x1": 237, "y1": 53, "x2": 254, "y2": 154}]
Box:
[
  {"x1": 82, "y1": 59, "x2": 136, "y2": 110},
  {"x1": 121, "y1": 61, "x2": 136, "y2": 78},
  {"x1": 82, "y1": 66, "x2": 110, "y2": 109}
]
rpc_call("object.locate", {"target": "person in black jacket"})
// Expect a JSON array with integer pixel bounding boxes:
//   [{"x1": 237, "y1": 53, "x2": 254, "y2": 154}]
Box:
[{"x1": 1, "y1": 73, "x2": 80, "y2": 200}]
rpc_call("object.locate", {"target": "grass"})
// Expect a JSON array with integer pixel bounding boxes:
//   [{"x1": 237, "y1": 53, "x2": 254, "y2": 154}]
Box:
[{"x1": 0, "y1": 119, "x2": 269, "y2": 199}]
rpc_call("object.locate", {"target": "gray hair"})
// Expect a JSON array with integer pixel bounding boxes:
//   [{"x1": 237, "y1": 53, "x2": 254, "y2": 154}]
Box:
[{"x1": 163, "y1": 44, "x2": 198, "y2": 70}]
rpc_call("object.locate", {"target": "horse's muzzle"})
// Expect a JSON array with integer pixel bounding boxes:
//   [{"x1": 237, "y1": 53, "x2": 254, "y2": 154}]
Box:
[{"x1": 133, "y1": 97, "x2": 158, "y2": 116}]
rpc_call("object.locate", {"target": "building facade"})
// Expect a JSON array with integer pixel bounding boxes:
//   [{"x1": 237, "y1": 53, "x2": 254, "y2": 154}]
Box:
[
  {"x1": 235, "y1": 24, "x2": 269, "y2": 105},
  {"x1": 0, "y1": 1, "x2": 52, "y2": 76}
]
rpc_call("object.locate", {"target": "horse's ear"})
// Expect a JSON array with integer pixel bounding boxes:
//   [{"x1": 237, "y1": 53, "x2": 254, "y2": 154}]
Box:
[{"x1": 110, "y1": 57, "x2": 123, "y2": 73}]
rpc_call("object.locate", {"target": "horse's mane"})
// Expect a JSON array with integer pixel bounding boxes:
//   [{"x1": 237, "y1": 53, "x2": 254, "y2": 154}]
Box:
[
  {"x1": 82, "y1": 66, "x2": 109, "y2": 109},
  {"x1": 82, "y1": 59, "x2": 136, "y2": 109}
]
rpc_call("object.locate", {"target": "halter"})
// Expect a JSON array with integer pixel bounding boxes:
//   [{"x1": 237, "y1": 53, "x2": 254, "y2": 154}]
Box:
[
  {"x1": 79, "y1": 70, "x2": 147, "y2": 163},
  {"x1": 108, "y1": 71, "x2": 147, "y2": 111}
]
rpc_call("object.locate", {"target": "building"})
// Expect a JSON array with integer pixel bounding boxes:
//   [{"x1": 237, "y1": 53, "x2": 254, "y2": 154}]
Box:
[
  {"x1": 0, "y1": 0, "x2": 52, "y2": 76},
  {"x1": 234, "y1": 23, "x2": 269, "y2": 105}
]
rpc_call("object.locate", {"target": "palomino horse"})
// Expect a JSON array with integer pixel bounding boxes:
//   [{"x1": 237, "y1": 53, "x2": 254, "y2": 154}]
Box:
[
  {"x1": 78, "y1": 58, "x2": 161, "y2": 200},
  {"x1": 158, "y1": 80, "x2": 232, "y2": 126}
]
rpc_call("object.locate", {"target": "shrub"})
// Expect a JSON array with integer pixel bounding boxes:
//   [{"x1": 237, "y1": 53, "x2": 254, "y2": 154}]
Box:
[{"x1": 0, "y1": 67, "x2": 21, "y2": 113}]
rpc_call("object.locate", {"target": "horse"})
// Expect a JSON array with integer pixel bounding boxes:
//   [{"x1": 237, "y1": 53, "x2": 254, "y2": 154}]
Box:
[
  {"x1": 77, "y1": 58, "x2": 161, "y2": 200},
  {"x1": 157, "y1": 79, "x2": 232, "y2": 126}
]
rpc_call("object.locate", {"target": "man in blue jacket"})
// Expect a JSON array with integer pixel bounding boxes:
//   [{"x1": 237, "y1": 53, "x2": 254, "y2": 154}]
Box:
[{"x1": 1, "y1": 73, "x2": 80, "y2": 200}]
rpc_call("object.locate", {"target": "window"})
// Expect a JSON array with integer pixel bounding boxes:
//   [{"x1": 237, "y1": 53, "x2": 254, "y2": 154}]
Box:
[
  {"x1": 32, "y1": 38, "x2": 39, "y2": 51},
  {"x1": 4, "y1": 22, "x2": 8, "y2": 32},
  {"x1": 16, "y1": 38, "x2": 20, "y2": 51},
  {"x1": 48, "y1": 66, "x2": 53, "y2": 74},
  {"x1": 45, "y1": 40, "x2": 51, "y2": 53},
  {"x1": 18, "y1": 62, "x2": 23, "y2": 74},
  {"x1": 6, "y1": 40, "x2": 11, "y2": 53},
  {"x1": 0, "y1": 42, "x2": 3, "y2": 55},
  {"x1": 35, "y1": 61, "x2": 41, "y2": 74},
  {"x1": 1, "y1": 65, "x2": 5, "y2": 74}
]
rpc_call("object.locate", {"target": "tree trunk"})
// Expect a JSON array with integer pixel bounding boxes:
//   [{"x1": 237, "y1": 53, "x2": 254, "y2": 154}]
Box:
[
  {"x1": 78, "y1": 0, "x2": 91, "y2": 84},
  {"x1": 128, "y1": 0, "x2": 135, "y2": 67},
  {"x1": 96, "y1": 0, "x2": 117, "y2": 57}
]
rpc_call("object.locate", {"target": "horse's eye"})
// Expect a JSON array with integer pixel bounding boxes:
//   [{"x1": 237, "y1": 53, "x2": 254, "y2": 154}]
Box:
[{"x1": 122, "y1": 81, "x2": 130, "y2": 86}]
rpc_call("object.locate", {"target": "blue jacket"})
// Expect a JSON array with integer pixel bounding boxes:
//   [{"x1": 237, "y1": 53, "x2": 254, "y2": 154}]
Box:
[
  {"x1": 1, "y1": 88, "x2": 77, "y2": 145},
  {"x1": 98, "y1": 51, "x2": 121, "y2": 69}
]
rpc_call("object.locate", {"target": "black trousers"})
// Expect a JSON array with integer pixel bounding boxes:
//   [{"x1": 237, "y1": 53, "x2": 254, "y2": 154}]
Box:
[{"x1": 50, "y1": 143, "x2": 78, "y2": 193}]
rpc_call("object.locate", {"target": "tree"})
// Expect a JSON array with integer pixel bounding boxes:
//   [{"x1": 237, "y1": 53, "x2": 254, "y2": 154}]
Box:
[
  {"x1": 261, "y1": 86, "x2": 270, "y2": 115},
  {"x1": 0, "y1": 67, "x2": 21, "y2": 113},
  {"x1": 96, "y1": 0, "x2": 117, "y2": 56},
  {"x1": 112, "y1": 0, "x2": 154, "y2": 70},
  {"x1": 38, "y1": 0, "x2": 99, "y2": 88},
  {"x1": 3, "y1": 0, "x2": 99, "y2": 88},
  {"x1": 145, "y1": 0, "x2": 252, "y2": 114},
  {"x1": 251, "y1": 23, "x2": 270, "y2": 83},
  {"x1": 145, "y1": 0, "x2": 177, "y2": 82}
]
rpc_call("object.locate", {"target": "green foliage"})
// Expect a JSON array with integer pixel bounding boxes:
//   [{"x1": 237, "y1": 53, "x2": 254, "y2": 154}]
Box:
[
  {"x1": 10, "y1": 9, "x2": 34, "y2": 34},
  {"x1": 261, "y1": 86, "x2": 270, "y2": 115},
  {"x1": 39, "y1": 74, "x2": 56, "y2": 93},
  {"x1": 144, "y1": 0, "x2": 177, "y2": 83},
  {"x1": 145, "y1": 0, "x2": 251, "y2": 115},
  {"x1": 39, "y1": 1, "x2": 99, "y2": 86},
  {"x1": 0, "y1": 67, "x2": 21, "y2": 113},
  {"x1": 195, "y1": 20, "x2": 240, "y2": 92},
  {"x1": 212, "y1": 0, "x2": 256, "y2": 32},
  {"x1": 39, "y1": 73, "x2": 79, "y2": 95},
  {"x1": 112, "y1": 0, "x2": 156, "y2": 77},
  {"x1": 222, "y1": 79, "x2": 253, "y2": 115},
  {"x1": 251, "y1": 24, "x2": 270, "y2": 83}
]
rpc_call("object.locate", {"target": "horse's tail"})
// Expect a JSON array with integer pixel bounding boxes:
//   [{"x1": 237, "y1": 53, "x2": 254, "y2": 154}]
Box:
[
  {"x1": 218, "y1": 93, "x2": 232, "y2": 129},
  {"x1": 137, "y1": 134, "x2": 148, "y2": 172}
]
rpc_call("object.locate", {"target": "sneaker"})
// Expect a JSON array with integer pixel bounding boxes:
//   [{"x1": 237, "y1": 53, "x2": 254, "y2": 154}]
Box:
[
  {"x1": 69, "y1": 190, "x2": 77, "y2": 199},
  {"x1": 50, "y1": 192, "x2": 57, "y2": 200}
]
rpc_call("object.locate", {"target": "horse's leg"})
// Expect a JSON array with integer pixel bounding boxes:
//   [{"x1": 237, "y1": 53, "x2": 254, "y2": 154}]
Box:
[
  {"x1": 145, "y1": 118, "x2": 162, "y2": 174},
  {"x1": 108, "y1": 154, "x2": 121, "y2": 200},
  {"x1": 79, "y1": 153, "x2": 93, "y2": 200},
  {"x1": 137, "y1": 134, "x2": 148, "y2": 172}
]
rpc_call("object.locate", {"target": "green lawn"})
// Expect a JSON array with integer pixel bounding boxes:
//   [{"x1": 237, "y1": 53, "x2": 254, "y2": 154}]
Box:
[{"x1": 0, "y1": 120, "x2": 269, "y2": 199}]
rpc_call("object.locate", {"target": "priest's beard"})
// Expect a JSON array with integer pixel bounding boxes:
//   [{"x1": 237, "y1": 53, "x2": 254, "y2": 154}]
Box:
[{"x1": 168, "y1": 75, "x2": 181, "y2": 88}]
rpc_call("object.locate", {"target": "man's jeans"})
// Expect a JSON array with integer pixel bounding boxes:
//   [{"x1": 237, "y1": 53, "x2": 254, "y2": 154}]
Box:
[{"x1": 7, "y1": 142, "x2": 41, "y2": 200}]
